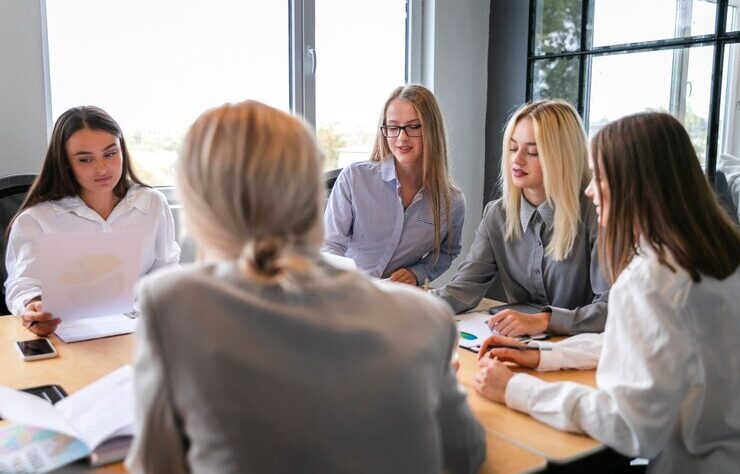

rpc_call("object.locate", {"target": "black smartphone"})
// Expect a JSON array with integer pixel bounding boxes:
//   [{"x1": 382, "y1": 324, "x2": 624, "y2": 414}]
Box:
[
  {"x1": 14, "y1": 338, "x2": 58, "y2": 361},
  {"x1": 488, "y1": 302, "x2": 542, "y2": 315}
]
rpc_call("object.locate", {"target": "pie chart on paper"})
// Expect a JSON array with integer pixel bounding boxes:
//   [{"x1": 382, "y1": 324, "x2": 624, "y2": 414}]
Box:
[{"x1": 57, "y1": 254, "x2": 125, "y2": 309}]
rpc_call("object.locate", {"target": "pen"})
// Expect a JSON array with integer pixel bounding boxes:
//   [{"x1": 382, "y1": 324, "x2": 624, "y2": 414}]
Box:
[{"x1": 485, "y1": 344, "x2": 552, "y2": 351}]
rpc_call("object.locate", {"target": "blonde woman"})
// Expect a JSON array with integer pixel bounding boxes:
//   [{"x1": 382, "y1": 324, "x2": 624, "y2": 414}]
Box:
[
  {"x1": 475, "y1": 112, "x2": 740, "y2": 473},
  {"x1": 322, "y1": 84, "x2": 465, "y2": 286},
  {"x1": 126, "y1": 101, "x2": 485, "y2": 474},
  {"x1": 432, "y1": 100, "x2": 609, "y2": 336}
]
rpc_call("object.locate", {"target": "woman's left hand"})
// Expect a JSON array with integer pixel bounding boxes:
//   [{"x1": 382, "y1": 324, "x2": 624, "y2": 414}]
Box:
[
  {"x1": 474, "y1": 357, "x2": 515, "y2": 403},
  {"x1": 389, "y1": 268, "x2": 418, "y2": 285},
  {"x1": 487, "y1": 310, "x2": 551, "y2": 337}
]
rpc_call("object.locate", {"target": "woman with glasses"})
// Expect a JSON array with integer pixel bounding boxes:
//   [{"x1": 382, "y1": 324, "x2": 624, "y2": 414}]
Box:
[
  {"x1": 322, "y1": 84, "x2": 465, "y2": 286},
  {"x1": 432, "y1": 100, "x2": 609, "y2": 336}
]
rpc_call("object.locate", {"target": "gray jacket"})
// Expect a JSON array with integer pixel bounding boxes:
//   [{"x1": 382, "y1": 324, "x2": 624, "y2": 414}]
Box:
[{"x1": 126, "y1": 260, "x2": 485, "y2": 474}]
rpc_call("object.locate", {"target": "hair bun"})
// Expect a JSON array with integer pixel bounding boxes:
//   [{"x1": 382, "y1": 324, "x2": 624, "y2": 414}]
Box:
[{"x1": 243, "y1": 235, "x2": 287, "y2": 277}]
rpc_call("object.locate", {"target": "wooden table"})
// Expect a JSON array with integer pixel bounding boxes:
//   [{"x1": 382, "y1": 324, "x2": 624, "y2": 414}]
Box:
[
  {"x1": 1, "y1": 296, "x2": 603, "y2": 473},
  {"x1": 459, "y1": 300, "x2": 605, "y2": 468}
]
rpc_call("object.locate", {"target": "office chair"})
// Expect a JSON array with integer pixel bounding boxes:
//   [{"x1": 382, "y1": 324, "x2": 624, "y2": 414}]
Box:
[
  {"x1": 714, "y1": 170, "x2": 739, "y2": 225},
  {"x1": 0, "y1": 173, "x2": 37, "y2": 315}
]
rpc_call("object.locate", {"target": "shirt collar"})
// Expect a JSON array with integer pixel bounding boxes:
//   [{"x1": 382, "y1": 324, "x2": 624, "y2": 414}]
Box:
[
  {"x1": 519, "y1": 198, "x2": 554, "y2": 231},
  {"x1": 380, "y1": 155, "x2": 398, "y2": 183},
  {"x1": 50, "y1": 184, "x2": 151, "y2": 215}
]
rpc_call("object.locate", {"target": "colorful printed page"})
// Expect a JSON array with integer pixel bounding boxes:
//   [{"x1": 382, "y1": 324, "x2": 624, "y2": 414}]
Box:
[{"x1": 0, "y1": 424, "x2": 88, "y2": 473}]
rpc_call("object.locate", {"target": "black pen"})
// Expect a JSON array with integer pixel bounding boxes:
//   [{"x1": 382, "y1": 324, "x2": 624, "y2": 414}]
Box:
[{"x1": 485, "y1": 344, "x2": 552, "y2": 351}]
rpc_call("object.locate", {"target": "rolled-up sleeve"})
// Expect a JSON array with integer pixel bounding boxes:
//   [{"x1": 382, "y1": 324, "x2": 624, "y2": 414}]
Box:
[{"x1": 321, "y1": 167, "x2": 354, "y2": 257}]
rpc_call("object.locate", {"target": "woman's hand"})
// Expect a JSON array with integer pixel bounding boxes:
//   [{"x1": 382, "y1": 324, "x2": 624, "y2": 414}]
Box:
[
  {"x1": 477, "y1": 335, "x2": 540, "y2": 369},
  {"x1": 389, "y1": 268, "x2": 418, "y2": 285},
  {"x1": 474, "y1": 357, "x2": 515, "y2": 403},
  {"x1": 21, "y1": 300, "x2": 60, "y2": 336},
  {"x1": 487, "y1": 310, "x2": 550, "y2": 337}
]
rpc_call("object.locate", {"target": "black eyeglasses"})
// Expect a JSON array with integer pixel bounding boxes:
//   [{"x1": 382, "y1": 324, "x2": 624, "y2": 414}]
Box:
[{"x1": 380, "y1": 124, "x2": 423, "y2": 138}]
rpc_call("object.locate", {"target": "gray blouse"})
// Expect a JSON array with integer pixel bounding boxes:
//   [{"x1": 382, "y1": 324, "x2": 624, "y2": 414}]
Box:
[
  {"x1": 432, "y1": 196, "x2": 610, "y2": 335},
  {"x1": 126, "y1": 259, "x2": 485, "y2": 474}
]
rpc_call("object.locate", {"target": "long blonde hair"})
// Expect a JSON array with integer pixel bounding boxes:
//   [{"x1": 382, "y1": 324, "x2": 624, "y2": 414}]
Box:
[
  {"x1": 178, "y1": 100, "x2": 325, "y2": 288},
  {"x1": 370, "y1": 84, "x2": 457, "y2": 262},
  {"x1": 500, "y1": 100, "x2": 589, "y2": 260}
]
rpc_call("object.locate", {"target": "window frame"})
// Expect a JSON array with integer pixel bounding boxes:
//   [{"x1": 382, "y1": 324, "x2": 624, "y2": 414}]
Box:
[{"x1": 526, "y1": 0, "x2": 740, "y2": 182}]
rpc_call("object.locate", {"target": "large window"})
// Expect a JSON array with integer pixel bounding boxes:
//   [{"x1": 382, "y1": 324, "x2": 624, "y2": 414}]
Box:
[
  {"x1": 45, "y1": 0, "x2": 409, "y2": 185},
  {"x1": 529, "y1": 0, "x2": 740, "y2": 178}
]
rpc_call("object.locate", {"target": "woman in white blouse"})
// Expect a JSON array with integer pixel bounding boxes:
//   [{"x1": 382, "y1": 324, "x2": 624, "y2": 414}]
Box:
[
  {"x1": 4, "y1": 106, "x2": 180, "y2": 335},
  {"x1": 474, "y1": 112, "x2": 740, "y2": 473}
]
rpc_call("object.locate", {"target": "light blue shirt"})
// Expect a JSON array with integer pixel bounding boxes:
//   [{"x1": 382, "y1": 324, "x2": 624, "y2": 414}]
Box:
[{"x1": 322, "y1": 157, "x2": 465, "y2": 283}]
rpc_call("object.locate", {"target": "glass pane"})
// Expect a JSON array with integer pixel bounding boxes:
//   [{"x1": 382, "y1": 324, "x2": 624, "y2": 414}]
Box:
[
  {"x1": 592, "y1": 0, "x2": 716, "y2": 47},
  {"x1": 46, "y1": 0, "x2": 289, "y2": 186},
  {"x1": 315, "y1": 0, "x2": 406, "y2": 171},
  {"x1": 534, "y1": 0, "x2": 582, "y2": 55},
  {"x1": 718, "y1": 43, "x2": 740, "y2": 160},
  {"x1": 588, "y1": 46, "x2": 713, "y2": 167},
  {"x1": 728, "y1": 2, "x2": 740, "y2": 32},
  {"x1": 531, "y1": 57, "x2": 580, "y2": 107}
]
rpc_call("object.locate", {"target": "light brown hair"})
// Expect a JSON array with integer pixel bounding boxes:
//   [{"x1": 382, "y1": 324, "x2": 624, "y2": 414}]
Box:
[
  {"x1": 370, "y1": 84, "x2": 457, "y2": 262},
  {"x1": 591, "y1": 112, "x2": 740, "y2": 282},
  {"x1": 178, "y1": 100, "x2": 325, "y2": 287}
]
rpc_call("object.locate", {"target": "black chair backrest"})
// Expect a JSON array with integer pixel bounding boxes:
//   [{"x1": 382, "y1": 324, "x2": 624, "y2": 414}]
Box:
[
  {"x1": 714, "y1": 170, "x2": 739, "y2": 226},
  {"x1": 1, "y1": 174, "x2": 37, "y2": 315}
]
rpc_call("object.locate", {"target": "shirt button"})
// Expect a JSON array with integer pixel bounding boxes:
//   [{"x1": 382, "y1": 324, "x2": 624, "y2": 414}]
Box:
[
  {"x1": 536, "y1": 241, "x2": 542, "y2": 246},
  {"x1": 535, "y1": 269, "x2": 541, "y2": 274}
]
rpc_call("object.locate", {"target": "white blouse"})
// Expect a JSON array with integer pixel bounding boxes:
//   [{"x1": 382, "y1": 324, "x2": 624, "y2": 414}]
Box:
[
  {"x1": 4, "y1": 185, "x2": 181, "y2": 315},
  {"x1": 506, "y1": 244, "x2": 740, "y2": 473}
]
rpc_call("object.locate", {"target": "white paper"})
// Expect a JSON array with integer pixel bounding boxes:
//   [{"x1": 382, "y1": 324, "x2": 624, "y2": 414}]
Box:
[
  {"x1": 39, "y1": 232, "x2": 143, "y2": 321},
  {"x1": 0, "y1": 387, "x2": 78, "y2": 440},
  {"x1": 455, "y1": 312, "x2": 494, "y2": 351},
  {"x1": 55, "y1": 366, "x2": 134, "y2": 450},
  {"x1": 321, "y1": 252, "x2": 357, "y2": 271},
  {"x1": 55, "y1": 314, "x2": 137, "y2": 343},
  {"x1": 0, "y1": 366, "x2": 134, "y2": 453}
]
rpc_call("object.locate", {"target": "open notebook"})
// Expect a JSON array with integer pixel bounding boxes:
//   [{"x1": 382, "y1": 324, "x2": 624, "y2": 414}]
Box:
[{"x1": 0, "y1": 366, "x2": 134, "y2": 472}]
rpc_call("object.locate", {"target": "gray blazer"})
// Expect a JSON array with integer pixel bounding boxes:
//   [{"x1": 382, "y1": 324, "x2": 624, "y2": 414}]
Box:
[{"x1": 126, "y1": 260, "x2": 485, "y2": 474}]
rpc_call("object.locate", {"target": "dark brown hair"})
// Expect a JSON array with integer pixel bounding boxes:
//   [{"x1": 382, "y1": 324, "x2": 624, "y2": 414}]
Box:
[
  {"x1": 8, "y1": 106, "x2": 145, "y2": 235},
  {"x1": 591, "y1": 112, "x2": 740, "y2": 283}
]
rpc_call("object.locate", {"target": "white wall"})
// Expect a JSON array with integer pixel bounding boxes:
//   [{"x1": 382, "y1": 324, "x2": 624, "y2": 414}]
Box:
[
  {"x1": 0, "y1": 0, "x2": 50, "y2": 177},
  {"x1": 422, "y1": 0, "x2": 490, "y2": 285}
]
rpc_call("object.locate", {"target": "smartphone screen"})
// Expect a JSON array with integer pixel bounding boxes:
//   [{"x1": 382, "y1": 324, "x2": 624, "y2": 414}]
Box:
[{"x1": 16, "y1": 339, "x2": 55, "y2": 357}]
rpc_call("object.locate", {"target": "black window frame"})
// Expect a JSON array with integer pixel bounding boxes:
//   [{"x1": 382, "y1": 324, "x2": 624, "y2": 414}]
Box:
[{"x1": 526, "y1": 0, "x2": 740, "y2": 183}]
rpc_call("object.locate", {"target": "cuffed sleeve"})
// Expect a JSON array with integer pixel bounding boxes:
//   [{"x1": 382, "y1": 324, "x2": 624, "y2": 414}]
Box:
[{"x1": 535, "y1": 333, "x2": 602, "y2": 371}]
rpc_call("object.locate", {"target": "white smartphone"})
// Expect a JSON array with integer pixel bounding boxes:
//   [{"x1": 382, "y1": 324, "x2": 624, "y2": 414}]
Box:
[{"x1": 14, "y1": 338, "x2": 58, "y2": 361}]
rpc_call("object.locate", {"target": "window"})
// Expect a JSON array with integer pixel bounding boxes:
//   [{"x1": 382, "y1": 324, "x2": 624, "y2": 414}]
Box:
[
  {"x1": 314, "y1": 0, "x2": 407, "y2": 170},
  {"x1": 46, "y1": 0, "x2": 411, "y2": 185},
  {"x1": 528, "y1": 0, "x2": 740, "y2": 178}
]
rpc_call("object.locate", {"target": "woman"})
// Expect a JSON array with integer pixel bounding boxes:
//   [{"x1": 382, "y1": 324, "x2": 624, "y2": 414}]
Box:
[
  {"x1": 4, "y1": 106, "x2": 180, "y2": 336},
  {"x1": 126, "y1": 100, "x2": 485, "y2": 474},
  {"x1": 322, "y1": 84, "x2": 465, "y2": 286},
  {"x1": 475, "y1": 112, "x2": 740, "y2": 473},
  {"x1": 432, "y1": 100, "x2": 609, "y2": 336}
]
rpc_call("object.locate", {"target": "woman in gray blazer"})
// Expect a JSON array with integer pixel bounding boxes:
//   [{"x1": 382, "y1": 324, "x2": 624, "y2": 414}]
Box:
[{"x1": 125, "y1": 100, "x2": 486, "y2": 474}]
